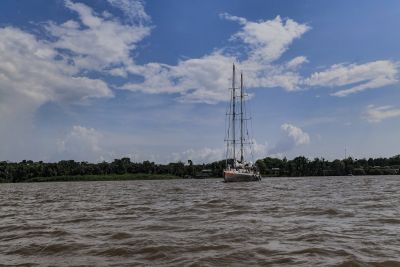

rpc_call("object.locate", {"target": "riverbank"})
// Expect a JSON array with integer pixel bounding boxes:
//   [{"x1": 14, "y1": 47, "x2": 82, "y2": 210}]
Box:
[
  {"x1": 1, "y1": 173, "x2": 181, "y2": 183},
  {"x1": 2, "y1": 155, "x2": 400, "y2": 183}
]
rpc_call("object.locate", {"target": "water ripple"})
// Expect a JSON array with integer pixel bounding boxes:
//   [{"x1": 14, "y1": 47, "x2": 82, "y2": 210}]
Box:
[{"x1": 0, "y1": 176, "x2": 399, "y2": 266}]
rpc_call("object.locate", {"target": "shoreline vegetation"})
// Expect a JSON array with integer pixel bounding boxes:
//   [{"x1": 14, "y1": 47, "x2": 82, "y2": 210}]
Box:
[{"x1": 1, "y1": 155, "x2": 400, "y2": 183}]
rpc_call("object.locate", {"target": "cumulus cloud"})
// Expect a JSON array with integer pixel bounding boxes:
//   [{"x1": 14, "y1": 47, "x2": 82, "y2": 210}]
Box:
[
  {"x1": 281, "y1": 123, "x2": 310, "y2": 145},
  {"x1": 121, "y1": 16, "x2": 398, "y2": 102},
  {"x1": 171, "y1": 147, "x2": 224, "y2": 164},
  {"x1": 45, "y1": 0, "x2": 151, "y2": 72},
  {"x1": 249, "y1": 139, "x2": 269, "y2": 160},
  {"x1": 170, "y1": 138, "x2": 268, "y2": 164},
  {"x1": 122, "y1": 14, "x2": 311, "y2": 103},
  {"x1": 122, "y1": 53, "x2": 236, "y2": 103},
  {"x1": 120, "y1": 13, "x2": 398, "y2": 102},
  {"x1": 304, "y1": 60, "x2": 398, "y2": 97},
  {"x1": 107, "y1": 0, "x2": 150, "y2": 24},
  {"x1": 286, "y1": 56, "x2": 308, "y2": 69},
  {"x1": 226, "y1": 15, "x2": 310, "y2": 63},
  {"x1": 364, "y1": 105, "x2": 400, "y2": 123},
  {"x1": 0, "y1": 23, "x2": 114, "y2": 161},
  {"x1": 0, "y1": 0, "x2": 154, "y2": 128},
  {"x1": 269, "y1": 123, "x2": 310, "y2": 154},
  {"x1": 57, "y1": 126, "x2": 103, "y2": 160},
  {"x1": 0, "y1": 26, "x2": 113, "y2": 123},
  {"x1": 33, "y1": 3, "x2": 396, "y2": 106},
  {"x1": 1, "y1": 0, "x2": 399, "y2": 163},
  {"x1": 3, "y1": 0, "x2": 395, "y2": 113},
  {"x1": 0, "y1": 0, "x2": 148, "y2": 161}
]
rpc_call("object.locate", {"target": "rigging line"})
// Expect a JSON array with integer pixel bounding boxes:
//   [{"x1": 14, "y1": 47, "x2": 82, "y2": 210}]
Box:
[
  {"x1": 243, "y1": 77, "x2": 255, "y2": 162},
  {"x1": 225, "y1": 81, "x2": 232, "y2": 163},
  {"x1": 232, "y1": 63, "x2": 236, "y2": 163},
  {"x1": 240, "y1": 72, "x2": 244, "y2": 163},
  {"x1": 249, "y1": 99, "x2": 255, "y2": 162}
]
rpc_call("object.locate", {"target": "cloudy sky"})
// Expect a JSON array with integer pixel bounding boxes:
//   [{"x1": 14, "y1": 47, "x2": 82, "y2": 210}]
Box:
[{"x1": 1, "y1": 0, "x2": 400, "y2": 163}]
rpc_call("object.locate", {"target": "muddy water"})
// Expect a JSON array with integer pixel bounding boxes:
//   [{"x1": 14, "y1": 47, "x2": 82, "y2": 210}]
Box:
[{"x1": 0, "y1": 176, "x2": 399, "y2": 266}]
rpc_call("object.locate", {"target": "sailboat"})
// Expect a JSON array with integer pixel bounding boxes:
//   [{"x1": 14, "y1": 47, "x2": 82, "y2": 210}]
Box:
[{"x1": 223, "y1": 63, "x2": 261, "y2": 182}]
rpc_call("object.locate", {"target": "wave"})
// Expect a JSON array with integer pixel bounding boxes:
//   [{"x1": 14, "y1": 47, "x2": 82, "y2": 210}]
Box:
[{"x1": 337, "y1": 260, "x2": 400, "y2": 267}]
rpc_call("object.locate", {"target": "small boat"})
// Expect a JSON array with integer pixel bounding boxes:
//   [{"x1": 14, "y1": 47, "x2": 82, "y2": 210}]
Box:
[{"x1": 223, "y1": 63, "x2": 261, "y2": 182}]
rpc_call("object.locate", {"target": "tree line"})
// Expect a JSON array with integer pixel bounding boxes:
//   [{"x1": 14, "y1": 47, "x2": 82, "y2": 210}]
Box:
[
  {"x1": 0, "y1": 155, "x2": 399, "y2": 183},
  {"x1": 256, "y1": 155, "x2": 400, "y2": 176},
  {"x1": 0, "y1": 158, "x2": 225, "y2": 183}
]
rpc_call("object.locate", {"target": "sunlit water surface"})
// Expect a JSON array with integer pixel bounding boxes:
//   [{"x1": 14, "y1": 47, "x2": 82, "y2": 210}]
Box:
[{"x1": 0, "y1": 176, "x2": 399, "y2": 266}]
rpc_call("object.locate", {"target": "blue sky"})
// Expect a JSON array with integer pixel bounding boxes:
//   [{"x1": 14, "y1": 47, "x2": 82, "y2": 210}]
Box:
[{"x1": 0, "y1": 0, "x2": 400, "y2": 163}]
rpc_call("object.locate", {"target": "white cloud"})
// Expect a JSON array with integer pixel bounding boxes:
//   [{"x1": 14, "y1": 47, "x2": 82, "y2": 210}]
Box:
[
  {"x1": 107, "y1": 0, "x2": 150, "y2": 24},
  {"x1": 0, "y1": 1, "x2": 148, "y2": 161},
  {"x1": 121, "y1": 13, "x2": 398, "y2": 102},
  {"x1": 123, "y1": 53, "x2": 236, "y2": 103},
  {"x1": 122, "y1": 14, "x2": 310, "y2": 103},
  {"x1": 0, "y1": 24, "x2": 113, "y2": 163},
  {"x1": 0, "y1": 0, "x2": 154, "y2": 123},
  {"x1": 3, "y1": 1, "x2": 395, "y2": 113},
  {"x1": 281, "y1": 123, "x2": 310, "y2": 145},
  {"x1": 268, "y1": 123, "x2": 310, "y2": 155},
  {"x1": 364, "y1": 105, "x2": 400, "y2": 123},
  {"x1": 219, "y1": 13, "x2": 248, "y2": 25},
  {"x1": 172, "y1": 147, "x2": 224, "y2": 164},
  {"x1": 242, "y1": 62, "x2": 303, "y2": 91},
  {"x1": 0, "y1": 27, "x2": 112, "y2": 110},
  {"x1": 304, "y1": 60, "x2": 398, "y2": 97},
  {"x1": 45, "y1": 0, "x2": 151, "y2": 72},
  {"x1": 57, "y1": 125, "x2": 105, "y2": 162},
  {"x1": 227, "y1": 15, "x2": 310, "y2": 63},
  {"x1": 170, "y1": 139, "x2": 268, "y2": 164},
  {"x1": 286, "y1": 56, "x2": 308, "y2": 69},
  {"x1": 2, "y1": 0, "x2": 399, "y2": 163},
  {"x1": 120, "y1": 13, "x2": 397, "y2": 102},
  {"x1": 249, "y1": 139, "x2": 269, "y2": 160}
]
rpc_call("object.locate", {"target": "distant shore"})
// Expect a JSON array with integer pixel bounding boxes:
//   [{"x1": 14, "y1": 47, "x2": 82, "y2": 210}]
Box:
[
  {"x1": 2, "y1": 155, "x2": 400, "y2": 183},
  {"x1": 0, "y1": 173, "x2": 181, "y2": 183}
]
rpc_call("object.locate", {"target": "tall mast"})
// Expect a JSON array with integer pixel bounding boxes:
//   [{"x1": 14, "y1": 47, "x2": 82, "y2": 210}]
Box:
[
  {"x1": 232, "y1": 63, "x2": 236, "y2": 165},
  {"x1": 240, "y1": 72, "x2": 244, "y2": 163}
]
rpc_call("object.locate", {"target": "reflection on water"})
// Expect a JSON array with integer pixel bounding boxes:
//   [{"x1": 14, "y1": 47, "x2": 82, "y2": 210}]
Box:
[{"x1": 0, "y1": 176, "x2": 399, "y2": 266}]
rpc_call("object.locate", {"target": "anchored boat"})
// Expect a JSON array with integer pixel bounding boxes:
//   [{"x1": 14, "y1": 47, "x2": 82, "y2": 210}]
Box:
[{"x1": 223, "y1": 64, "x2": 261, "y2": 182}]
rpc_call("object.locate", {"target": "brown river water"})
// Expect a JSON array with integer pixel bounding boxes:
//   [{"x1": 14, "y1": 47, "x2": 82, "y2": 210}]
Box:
[{"x1": 0, "y1": 176, "x2": 399, "y2": 266}]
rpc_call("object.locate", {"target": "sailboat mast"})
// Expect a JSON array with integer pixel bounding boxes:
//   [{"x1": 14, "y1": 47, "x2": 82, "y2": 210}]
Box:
[
  {"x1": 240, "y1": 72, "x2": 244, "y2": 163},
  {"x1": 232, "y1": 63, "x2": 236, "y2": 164}
]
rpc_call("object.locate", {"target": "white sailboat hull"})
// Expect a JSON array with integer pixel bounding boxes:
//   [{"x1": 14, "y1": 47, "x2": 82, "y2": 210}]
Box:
[{"x1": 223, "y1": 170, "x2": 261, "y2": 182}]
